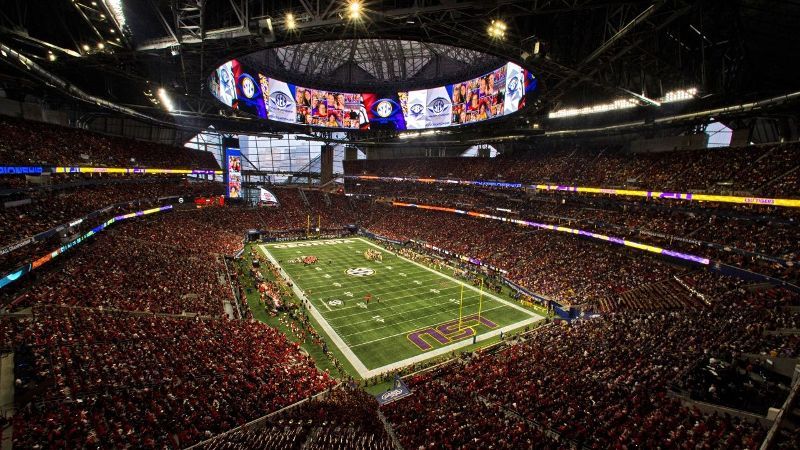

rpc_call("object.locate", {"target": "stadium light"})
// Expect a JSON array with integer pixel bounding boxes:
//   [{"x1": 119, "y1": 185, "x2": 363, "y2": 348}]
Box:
[
  {"x1": 82, "y1": 44, "x2": 91, "y2": 52},
  {"x1": 549, "y1": 87, "x2": 700, "y2": 119},
  {"x1": 102, "y1": 0, "x2": 127, "y2": 28},
  {"x1": 487, "y1": 20, "x2": 507, "y2": 39},
  {"x1": 549, "y1": 98, "x2": 638, "y2": 119},
  {"x1": 662, "y1": 87, "x2": 698, "y2": 103},
  {"x1": 348, "y1": 0, "x2": 362, "y2": 19},
  {"x1": 286, "y1": 13, "x2": 296, "y2": 30},
  {"x1": 157, "y1": 88, "x2": 175, "y2": 112},
  {"x1": 47, "y1": 52, "x2": 57, "y2": 62},
  {"x1": 97, "y1": 42, "x2": 105, "y2": 50}
]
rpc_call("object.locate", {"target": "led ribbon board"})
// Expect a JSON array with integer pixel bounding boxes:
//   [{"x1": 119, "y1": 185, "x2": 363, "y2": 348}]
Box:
[
  {"x1": 0, "y1": 166, "x2": 222, "y2": 176},
  {"x1": 392, "y1": 202, "x2": 710, "y2": 265},
  {"x1": 0, "y1": 205, "x2": 173, "y2": 290},
  {"x1": 348, "y1": 175, "x2": 800, "y2": 208},
  {"x1": 54, "y1": 167, "x2": 222, "y2": 175}
]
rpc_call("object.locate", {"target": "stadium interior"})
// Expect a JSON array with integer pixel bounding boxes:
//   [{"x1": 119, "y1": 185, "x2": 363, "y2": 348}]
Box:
[{"x1": 0, "y1": 0, "x2": 799, "y2": 448}]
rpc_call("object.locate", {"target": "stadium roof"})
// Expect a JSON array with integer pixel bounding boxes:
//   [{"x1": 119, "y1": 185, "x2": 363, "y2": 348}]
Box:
[
  {"x1": 0, "y1": 0, "x2": 798, "y2": 137},
  {"x1": 239, "y1": 39, "x2": 505, "y2": 90}
]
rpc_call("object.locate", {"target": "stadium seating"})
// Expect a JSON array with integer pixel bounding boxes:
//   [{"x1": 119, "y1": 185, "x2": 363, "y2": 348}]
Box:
[
  {"x1": 5, "y1": 306, "x2": 334, "y2": 448},
  {"x1": 344, "y1": 141, "x2": 800, "y2": 196},
  {"x1": 1, "y1": 117, "x2": 799, "y2": 449},
  {"x1": 385, "y1": 284, "x2": 792, "y2": 448},
  {"x1": 346, "y1": 179, "x2": 799, "y2": 281},
  {"x1": 0, "y1": 116, "x2": 220, "y2": 169},
  {"x1": 197, "y1": 387, "x2": 394, "y2": 450},
  {"x1": 0, "y1": 179, "x2": 224, "y2": 274}
]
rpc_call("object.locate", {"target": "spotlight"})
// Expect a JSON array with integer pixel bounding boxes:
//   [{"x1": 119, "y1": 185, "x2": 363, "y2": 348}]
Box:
[
  {"x1": 82, "y1": 44, "x2": 91, "y2": 51},
  {"x1": 348, "y1": 0, "x2": 362, "y2": 19},
  {"x1": 157, "y1": 88, "x2": 175, "y2": 112},
  {"x1": 97, "y1": 42, "x2": 105, "y2": 49},
  {"x1": 487, "y1": 20, "x2": 507, "y2": 39},
  {"x1": 286, "y1": 13, "x2": 296, "y2": 30},
  {"x1": 48, "y1": 51, "x2": 57, "y2": 62}
]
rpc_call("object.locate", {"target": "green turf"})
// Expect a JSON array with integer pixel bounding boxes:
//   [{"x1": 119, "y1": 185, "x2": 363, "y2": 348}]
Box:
[{"x1": 259, "y1": 237, "x2": 543, "y2": 376}]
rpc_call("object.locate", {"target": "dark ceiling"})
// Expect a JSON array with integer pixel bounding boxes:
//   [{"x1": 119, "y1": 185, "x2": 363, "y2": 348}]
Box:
[{"x1": 0, "y1": 0, "x2": 798, "y2": 136}]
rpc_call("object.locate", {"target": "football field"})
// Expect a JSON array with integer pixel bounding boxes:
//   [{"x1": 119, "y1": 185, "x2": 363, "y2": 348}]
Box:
[{"x1": 259, "y1": 237, "x2": 543, "y2": 378}]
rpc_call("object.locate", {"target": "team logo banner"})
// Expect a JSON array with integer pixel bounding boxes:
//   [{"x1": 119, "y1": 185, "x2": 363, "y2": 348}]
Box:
[
  {"x1": 375, "y1": 376, "x2": 412, "y2": 406},
  {"x1": 232, "y1": 60, "x2": 267, "y2": 118},
  {"x1": 210, "y1": 61, "x2": 236, "y2": 107},
  {"x1": 363, "y1": 92, "x2": 406, "y2": 130},
  {"x1": 259, "y1": 188, "x2": 278, "y2": 204}
]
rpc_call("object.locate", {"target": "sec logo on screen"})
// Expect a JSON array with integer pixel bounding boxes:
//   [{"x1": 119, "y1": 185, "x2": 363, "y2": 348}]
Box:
[
  {"x1": 427, "y1": 97, "x2": 449, "y2": 115},
  {"x1": 240, "y1": 76, "x2": 256, "y2": 98},
  {"x1": 409, "y1": 103, "x2": 424, "y2": 117},
  {"x1": 507, "y1": 76, "x2": 521, "y2": 96},
  {"x1": 270, "y1": 92, "x2": 293, "y2": 110},
  {"x1": 375, "y1": 100, "x2": 394, "y2": 118}
]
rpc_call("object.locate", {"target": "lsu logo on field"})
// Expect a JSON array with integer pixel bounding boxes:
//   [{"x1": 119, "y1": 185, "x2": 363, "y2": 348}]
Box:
[{"x1": 346, "y1": 267, "x2": 375, "y2": 277}]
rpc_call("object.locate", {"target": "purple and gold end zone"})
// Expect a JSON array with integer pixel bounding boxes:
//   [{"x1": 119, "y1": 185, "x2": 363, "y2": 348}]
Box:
[{"x1": 407, "y1": 314, "x2": 498, "y2": 351}]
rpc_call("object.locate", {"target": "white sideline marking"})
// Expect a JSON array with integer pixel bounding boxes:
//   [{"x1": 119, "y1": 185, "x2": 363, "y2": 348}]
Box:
[{"x1": 260, "y1": 245, "x2": 369, "y2": 376}]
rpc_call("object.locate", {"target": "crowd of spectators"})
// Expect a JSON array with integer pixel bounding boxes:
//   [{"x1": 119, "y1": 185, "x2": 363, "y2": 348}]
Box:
[
  {"x1": 1, "y1": 118, "x2": 799, "y2": 449},
  {"x1": 196, "y1": 386, "x2": 393, "y2": 450},
  {"x1": 0, "y1": 178, "x2": 223, "y2": 273},
  {"x1": 365, "y1": 203, "x2": 683, "y2": 307},
  {"x1": 345, "y1": 141, "x2": 800, "y2": 196},
  {"x1": 4, "y1": 306, "x2": 334, "y2": 448},
  {"x1": 0, "y1": 116, "x2": 220, "y2": 169},
  {"x1": 347, "y1": 178, "x2": 799, "y2": 281},
  {"x1": 9, "y1": 227, "x2": 229, "y2": 315},
  {"x1": 385, "y1": 282, "x2": 794, "y2": 448}
]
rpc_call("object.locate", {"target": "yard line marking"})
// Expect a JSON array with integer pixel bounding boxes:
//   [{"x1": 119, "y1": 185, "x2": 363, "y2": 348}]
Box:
[
  {"x1": 357, "y1": 238, "x2": 539, "y2": 318},
  {"x1": 324, "y1": 284, "x2": 464, "y2": 317}
]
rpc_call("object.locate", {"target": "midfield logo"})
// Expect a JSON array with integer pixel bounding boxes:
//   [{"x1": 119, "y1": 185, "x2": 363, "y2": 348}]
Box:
[{"x1": 346, "y1": 267, "x2": 375, "y2": 277}]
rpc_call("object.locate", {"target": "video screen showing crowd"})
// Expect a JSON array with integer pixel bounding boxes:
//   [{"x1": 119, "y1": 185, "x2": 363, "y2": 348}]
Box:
[{"x1": 208, "y1": 59, "x2": 534, "y2": 131}]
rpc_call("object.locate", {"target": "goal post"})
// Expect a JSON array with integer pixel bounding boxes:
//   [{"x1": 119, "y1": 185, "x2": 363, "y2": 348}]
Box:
[{"x1": 458, "y1": 283, "x2": 465, "y2": 331}]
